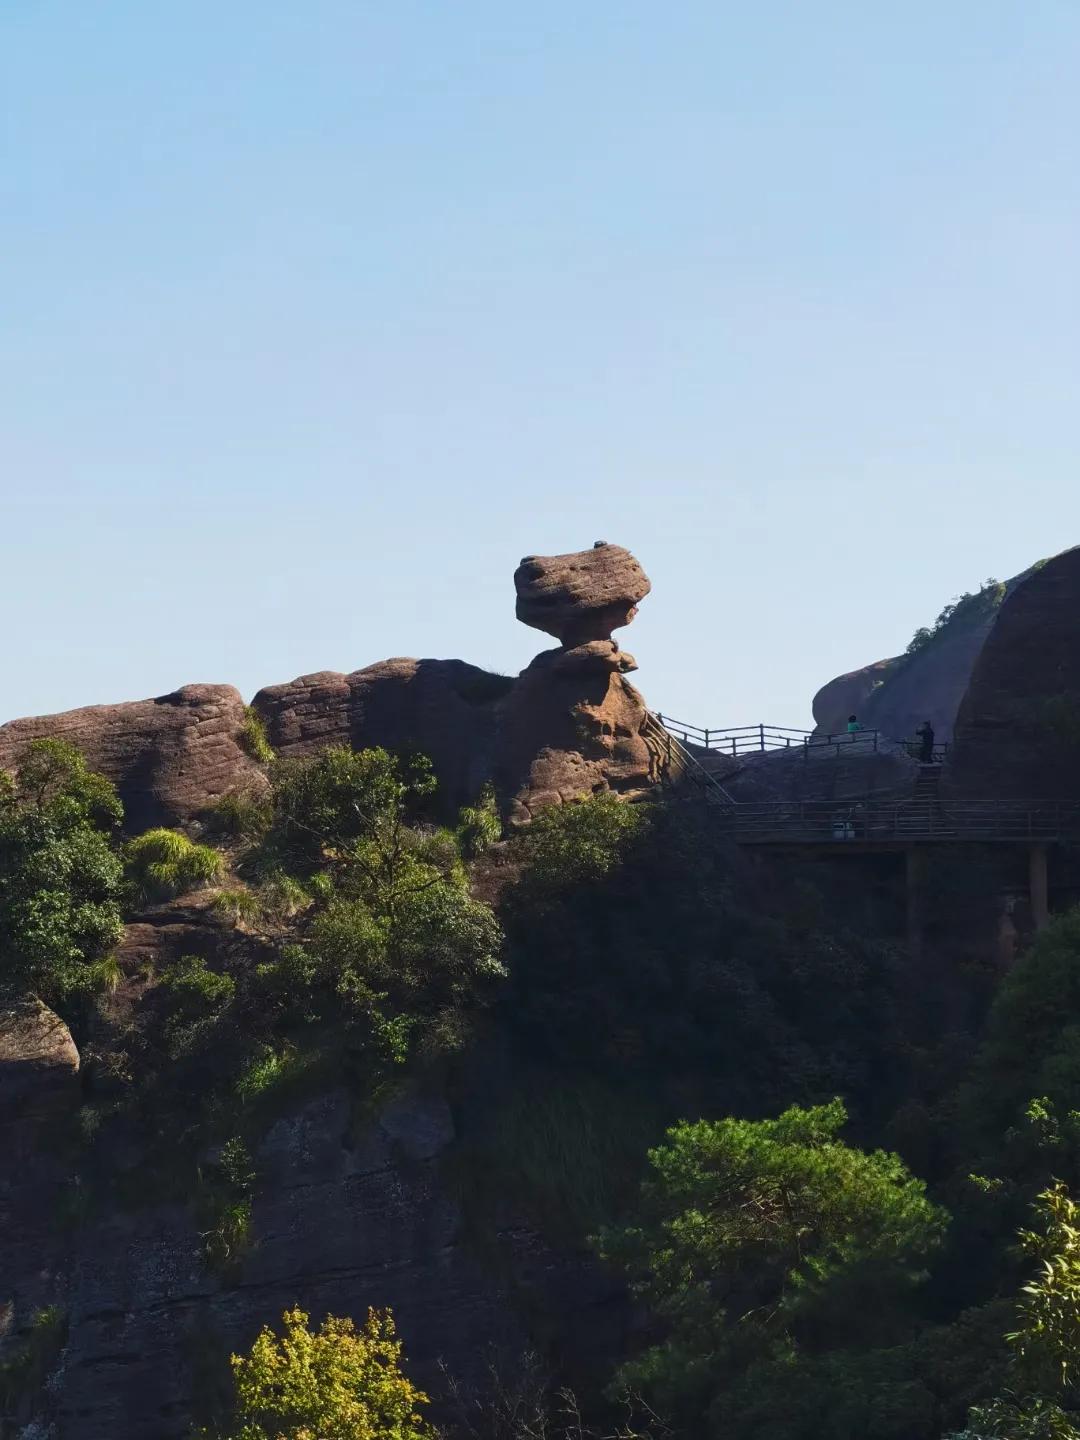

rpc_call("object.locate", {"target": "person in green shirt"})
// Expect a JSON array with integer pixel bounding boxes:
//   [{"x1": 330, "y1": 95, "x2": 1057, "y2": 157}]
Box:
[{"x1": 846, "y1": 714, "x2": 861, "y2": 734}]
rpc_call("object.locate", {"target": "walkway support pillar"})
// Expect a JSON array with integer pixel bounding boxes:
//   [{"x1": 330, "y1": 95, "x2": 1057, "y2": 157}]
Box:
[
  {"x1": 1030, "y1": 844, "x2": 1050, "y2": 932},
  {"x1": 906, "y1": 847, "x2": 925, "y2": 960}
]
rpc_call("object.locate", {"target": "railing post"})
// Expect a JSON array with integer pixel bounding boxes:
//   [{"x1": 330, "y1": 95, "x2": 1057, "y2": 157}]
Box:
[
  {"x1": 704, "y1": 728, "x2": 710, "y2": 748},
  {"x1": 731, "y1": 737, "x2": 736, "y2": 757},
  {"x1": 759, "y1": 723, "x2": 765, "y2": 752}
]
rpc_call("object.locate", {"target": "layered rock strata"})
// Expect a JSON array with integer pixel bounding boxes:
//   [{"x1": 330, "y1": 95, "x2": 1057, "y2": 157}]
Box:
[
  {"x1": 0, "y1": 685, "x2": 260, "y2": 831},
  {"x1": 514, "y1": 542, "x2": 651, "y2": 646}
]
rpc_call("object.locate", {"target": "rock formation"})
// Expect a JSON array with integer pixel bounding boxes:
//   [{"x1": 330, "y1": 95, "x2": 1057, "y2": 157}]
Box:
[
  {"x1": 0, "y1": 685, "x2": 261, "y2": 831},
  {"x1": 0, "y1": 543, "x2": 660, "y2": 834},
  {"x1": 812, "y1": 609, "x2": 1005, "y2": 745},
  {"x1": 253, "y1": 543, "x2": 660, "y2": 823},
  {"x1": 493, "y1": 543, "x2": 659, "y2": 822},
  {"x1": 252, "y1": 658, "x2": 511, "y2": 813},
  {"x1": 949, "y1": 545, "x2": 1080, "y2": 799},
  {"x1": 0, "y1": 998, "x2": 81, "y2": 1379},
  {"x1": 514, "y1": 542, "x2": 651, "y2": 646}
]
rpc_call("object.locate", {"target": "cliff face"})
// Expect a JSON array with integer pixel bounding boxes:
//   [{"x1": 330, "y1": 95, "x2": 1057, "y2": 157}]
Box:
[
  {"x1": 41, "y1": 1082, "x2": 620, "y2": 1440},
  {"x1": 812, "y1": 602, "x2": 1002, "y2": 745},
  {"x1": 949, "y1": 547, "x2": 1080, "y2": 799}
]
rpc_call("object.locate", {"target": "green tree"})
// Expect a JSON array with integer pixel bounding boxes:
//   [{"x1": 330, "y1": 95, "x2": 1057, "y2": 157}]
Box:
[
  {"x1": 0, "y1": 739, "x2": 124, "y2": 1002},
  {"x1": 249, "y1": 747, "x2": 504, "y2": 1061},
  {"x1": 599, "y1": 1100, "x2": 947, "y2": 1437},
  {"x1": 203, "y1": 1305, "x2": 434, "y2": 1440},
  {"x1": 951, "y1": 1183, "x2": 1080, "y2": 1439},
  {"x1": 966, "y1": 910, "x2": 1080, "y2": 1142},
  {"x1": 510, "y1": 791, "x2": 646, "y2": 901}
]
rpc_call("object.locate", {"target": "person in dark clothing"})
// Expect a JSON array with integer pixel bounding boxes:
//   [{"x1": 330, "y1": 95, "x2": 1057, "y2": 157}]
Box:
[{"x1": 916, "y1": 720, "x2": 935, "y2": 764}]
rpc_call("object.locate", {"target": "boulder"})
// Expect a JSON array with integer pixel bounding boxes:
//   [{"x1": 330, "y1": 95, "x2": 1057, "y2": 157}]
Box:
[
  {"x1": 514, "y1": 542, "x2": 651, "y2": 646},
  {"x1": 252, "y1": 658, "x2": 513, "y2": 814},
  {"x1": 0, "y1": 685, "x2": 261, "y2": 831},
  {"x1": 0, "y1": 994, "x2": 80, "y2": 1123}
]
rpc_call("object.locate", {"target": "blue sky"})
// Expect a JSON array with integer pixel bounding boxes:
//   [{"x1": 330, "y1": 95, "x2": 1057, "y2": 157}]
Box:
[{"x1": 3, "y1": 2, "x2": 1078, "y2": 730}]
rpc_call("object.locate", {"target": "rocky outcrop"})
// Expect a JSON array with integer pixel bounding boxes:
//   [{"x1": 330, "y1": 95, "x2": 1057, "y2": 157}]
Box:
[
  {"x1": 498, "y1": 545, "x2": 657, "y2": 821},
  {"x1": 0, "y1": 543, "x2": 659, "y2": 834},
  {"x1": 0, "y1": 999, "x2": 80, "y2": 1381},
  {"x1": 950, "y1": 547, "x2": 1080, "y2": 799},
  {"x1": 0, "y1": 685, "x2": 260, "y2": 831},
  {"x1": 496, "y1": 641, "x2": 657, "y2": 824},
  {"x1": 813, "y1": 659, "x2": 901, "y2": 738},
  {"x1": 252, "y1": 658, "x2": 513, "y2": 814},
  {"x1": 515, "y1": 543, "x2": 651, "y2": 646},
  {"x1": 254, "y1": 544, "x2": 659, "y2": 822},
  {"x1": 812, "y1": 622, "x2": 1003, "y2": 747},
  {"x1": 811, "y1": 579, "x2": 1038, "y2": 746}
]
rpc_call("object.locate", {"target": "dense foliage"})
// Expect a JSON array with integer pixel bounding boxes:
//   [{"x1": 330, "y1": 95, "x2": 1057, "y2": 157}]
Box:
[
  {"x1": 0, "y1": 738, "x2": 124, "y2": 1003},
  {"x1": 203, "y1": 1306, "x2": 434, "y2": 1440},
  {"x1": 244, "y1": 746, "x2": 505, "y2": 1063},
  {"x1": 950, "y1": 1184, "x2": 1080, "y2": 1439},
  {"x1": 501, "y1": 798, "x2": 909, "y2": 1124},
  {"x1": 600, "y1": 1101, "x2": 947, "y2": 1439}
]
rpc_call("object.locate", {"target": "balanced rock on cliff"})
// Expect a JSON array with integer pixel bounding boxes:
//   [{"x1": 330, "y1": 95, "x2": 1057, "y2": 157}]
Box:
[
  {"x1": 499, "y1": 543, "x2": 659, "y2": 822},
  {"x1": 515, "y1": 542, "x2": 651, "y2": 646}
]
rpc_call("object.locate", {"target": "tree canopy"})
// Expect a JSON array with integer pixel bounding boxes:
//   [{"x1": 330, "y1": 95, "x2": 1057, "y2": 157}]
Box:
[{"x1": 0, "y1": 738, "x2": 124, "y2": 1003}]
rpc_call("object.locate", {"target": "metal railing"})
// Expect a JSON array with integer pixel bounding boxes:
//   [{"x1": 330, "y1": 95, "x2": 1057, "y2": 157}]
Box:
[
  {"x1": 712, "y1": 799, "x2": 1076, "y2": 845},
  {"x1": 654, "y1": 717, "x2": 813, "y2": 754},
  {"x1": 653, "y1": 715, "x2": 884, "y2": 758},
  {"x1": 642, "y1": 713, "x2": 736, "y2": 806}
]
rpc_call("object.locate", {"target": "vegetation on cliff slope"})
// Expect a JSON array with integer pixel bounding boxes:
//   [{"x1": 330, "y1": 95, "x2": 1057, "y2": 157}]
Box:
[
  {"x1": 12, "y1": 737, "x2": 1080, "y2": 1440},
  {"x1": 905, "y1": 577, "x2": 1006, "y2": 658},
  {"x1": 0, "y1": 737, "x2": 124, "y2": 1004},
  {"x1": 202, "y1": 1305, "x2": 435, "y2": 1440}
]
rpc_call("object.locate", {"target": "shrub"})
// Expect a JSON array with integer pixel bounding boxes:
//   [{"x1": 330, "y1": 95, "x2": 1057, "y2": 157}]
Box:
[
  {"x1": 511, "y1": 792, "x2": 646, "y2": 900},
  {"x1": 261, "y1": 744, "x2": 437, "y2": 876},
  {"x1": 159, "y1": 954, "x2": 235, "y2": 1058},
  {"x1": 238, "y1": 706, "x2": 275, "y2": 765},
  {"x1": 203, "y1": 1305, "x2": 434, "y2": 1440},
  {"x1": 0, "y1": 739, "x2": 124, "y2": 1001},
  {"x1": 210, "y1": 787, "x2": 273, "y2": 840},
  {"x1": 905, "y1": 579, "x2": 1006, "y2": 659},
  {"x1": 125, "y1": 827, "x2": 223, "y2": 902},
  {"x1": 457, "y1": 783, "x2": 502, "y2": 858},
  {"x1": 237, "y1": 746, "x2": 505, "y2": 1065},
  {"x1": 234, "y1": 1043, "x2": 305, "y2": 1104},
  {"x1": 199, "y1": 1137, "x2": 256, "y2": 1273}
]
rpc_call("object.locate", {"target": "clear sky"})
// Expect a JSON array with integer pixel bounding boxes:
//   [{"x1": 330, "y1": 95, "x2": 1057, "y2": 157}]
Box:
[{"x1": 3, "y1": 2, "x2": 1079, "y2": 731}]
